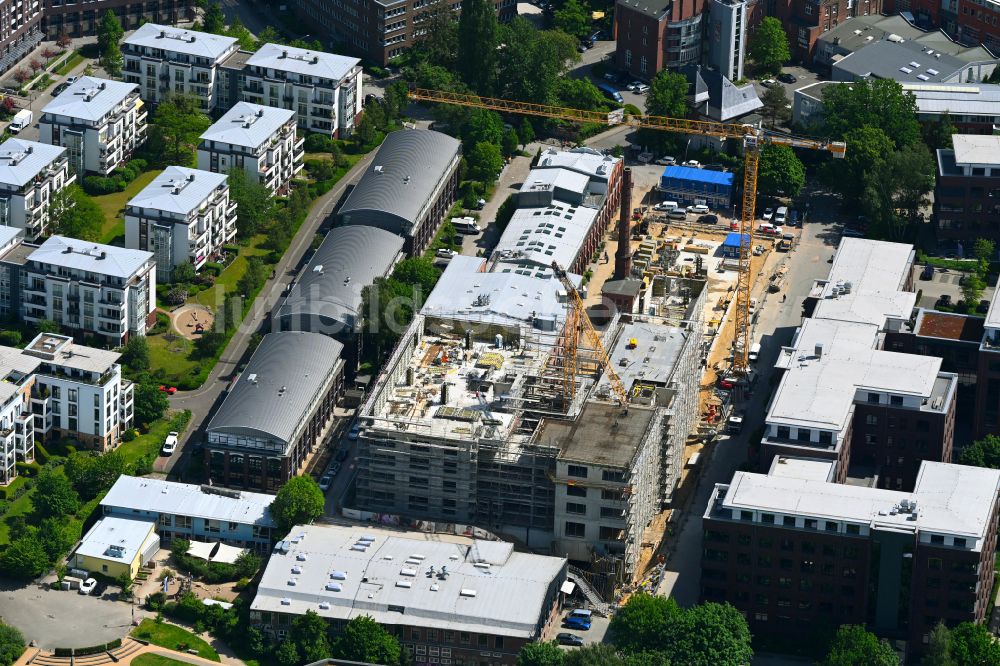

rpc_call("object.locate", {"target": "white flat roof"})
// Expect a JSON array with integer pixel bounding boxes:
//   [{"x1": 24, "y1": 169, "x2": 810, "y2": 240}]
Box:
[
  {"x1": 951, "y1": 134, "x2": 1000, "y2": 166},
  {"x1": 101, "y1": 475, "x2": 276, "y2": 527},
  {"x1": 29, "y1": 235, "x2": 152, "y2": 280},
  {"x1": 768, "y1": 456, "x2": 836, "y2": 483},
  {"x1": 123, "y1": 23, "x2": 238, "y2": 61},
  {"x1": 535, "y1": 147, "x2": 618, "y2": 181},
  {"x1": 0, "y1": 139, "x2": 66, "y2": 187},
  {"x1": 251, "y1": 524, "x2": 565, "y2": 637},
  {"x1": 128, "y1": 166, "x2": 227, "y2": 216},
  {"x1": 520, "y1": 168, "x2": 590, "y2": 197},
  {"x1": 984, "y1": 291, "x2": 1000, "y2": 330},
  {"x1": 719, "y1": 462, "x2": 1000, "y2": 545},
  {"x1": 200, "y1": 102, "x2": 295, "y2": 150},
  {"x1": 76, "y1": 516, "x2": 155, "y2": 564},
  {"x1": 247, "y1": 43, "x2": 360, "y2": 82},
  {"x1": 493, "y1": 200, "x2": 597, "y2": 275},
  {"x1": 41, "y1": 77, "x2": 137, "y2": 122}
]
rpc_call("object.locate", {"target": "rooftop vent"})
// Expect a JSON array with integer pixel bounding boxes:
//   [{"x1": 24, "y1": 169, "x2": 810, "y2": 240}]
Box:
[
  {"x1": 325, "y1": 583, "x2": 342, "y2": 592},
  {"x1": 373, "y1": 165, "x2": 384, "y2": 174},
  {"x1": 296, "y1": 553, "x2": 307, "y2": 562},
  {"x1": 287, "y1": 578, "x2": 297, "y2": 586},
  {"x1": 319, "y1": 602, "x2": 331, "y2": 609},
  {"x1": 291, "y1": 565, "x2": 302, "y2": 574},
  {"x1": 396, "y1": 581, "x2": 412, "y2": 589},
  {"x1": 280, "y1": 598, "x2": 291, "y2": 606},
  {"x1": 330, "y1": 570, "x2": 347, "y2": 580},
  {"x1": 460, "y1": 589, "x2": 477, "y2": 597}
]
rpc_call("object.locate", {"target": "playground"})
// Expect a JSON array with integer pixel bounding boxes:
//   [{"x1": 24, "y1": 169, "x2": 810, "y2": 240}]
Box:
[{"x1": 169, "y1": 305, "x2": 214, "y2": 340}]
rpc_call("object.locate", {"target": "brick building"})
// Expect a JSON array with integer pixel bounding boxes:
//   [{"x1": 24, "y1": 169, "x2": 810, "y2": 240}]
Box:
[
  {"x1": 776, "y1": 0, "x2": 883, "y2": 63},
  {"x1": 703, "y1": 460, "x2": 1000, "y2": 652},
  {"x1": 614, "y1": 0, "x2": 707, "y2": 80},
  {"x1": 935, "y1": 134, "x2": 1000, "y2": 244},
  {"x1": 41, "y1": 0, "x2": 194, "y2": 40}
]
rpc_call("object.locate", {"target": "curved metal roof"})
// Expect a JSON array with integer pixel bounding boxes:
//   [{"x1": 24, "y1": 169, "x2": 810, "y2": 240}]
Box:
[
  {"x1": 337, "y1": 129, "x2": 461, "y2": 236},
  {"x1": 206, "y1": 332, "x2": 343, "y2": 448},
  {"x1": 275, "y1": 226, "x2": 403, "y2": 334}
]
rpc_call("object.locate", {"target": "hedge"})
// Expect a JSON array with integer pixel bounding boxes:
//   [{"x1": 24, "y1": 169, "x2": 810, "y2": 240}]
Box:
[
  {"x1": 53, "y1": 639, "x2": 122, "y2": 657},
  {"x1": 81, "y1": 158, "x2": 149, "y2": 195}
]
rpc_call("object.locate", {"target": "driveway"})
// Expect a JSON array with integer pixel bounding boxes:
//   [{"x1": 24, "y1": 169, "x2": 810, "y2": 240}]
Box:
[
  {"x1": 0, "y1": 579, "x2": 137, "y2": 649},
  {"x1": 458, "y1": 147, "x2": 536, "y2": 257}
]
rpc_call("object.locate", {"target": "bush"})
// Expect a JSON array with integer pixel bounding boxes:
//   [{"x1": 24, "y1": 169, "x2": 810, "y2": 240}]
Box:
[
  {"x1": 145, "y1": 591, "x2": 167, "y2": 611},
  {"x1": 0, "y1": 330, "x2": 21, "y2": 346},
  {"x1": 15, "y1": 461, "x2": 40, "y2": 477},
  {"x1": 82, "y1": 175, "x2": 124, "y2": 195},
  {"x1": 303, "y1": 133, "x2": 334, "y2": 153},
  {"x1": 121, "y1": 429, "x2": 137, "y2": 443}
]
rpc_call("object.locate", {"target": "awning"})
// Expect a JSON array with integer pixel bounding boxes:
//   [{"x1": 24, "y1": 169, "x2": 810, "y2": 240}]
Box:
[
  {"x1": 561, "y1": 580, "x2": 577, "y2": 595},
  {"x1": 187, "y1": 540, "x2": 215, "y2": 561},
  {"x1": 210, "y1": 543, "x2": 246, "y2": 565}
]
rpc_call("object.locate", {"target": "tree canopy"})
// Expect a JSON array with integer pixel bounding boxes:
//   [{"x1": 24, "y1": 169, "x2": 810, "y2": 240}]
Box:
[
  {"x1": 457, "y1": 0, "x2": 497, "y2": 95},
  {"x1": 554, "y1": 0, "x2": 590, "y2": 40},
  {"x1": 51, "y1": 185, "x2": 103, "y2": 242},
  {"x1": 748, "y1": 17, "x2": 790, "y2": 74},
  {"x1": 821, "y1": 625, "x2": 899, "y2": 666},
  {"x1": 517, "y1": 641, "x2": 565, "y2": 666},
  {"x1": 821, "y1": 80, "x2": 921, "y2": 149},
  {"x1": 202, "y1": 1, "x2": 226, "y2": 34},
  {"x1": 149, "y1": 94, "x2": 211, "y2": 167},
  {"x1": 97, "y1": 9, "x2": 124, "y2": 58},
  {"x1": 760, "y1": 84, "x2": 791, "y2": 129},
  {"x1": 331, "y1": 615, "x2": 402, "y2": 665},
  {"x1": 757, "y1": 144, "x2": 805, "y2": 197},
  {"x1": 270, "y1": 476, "x2": 326, "y2": 534},
  {"x1": 33, "y1": 468, "x2": 80, "y2": 518},
  {"x1": 227, "y1": 167, "x2": 276, "y2": 238},
  {"x1": 0, "y1": 622, "x2": 25, "y2": 666}
]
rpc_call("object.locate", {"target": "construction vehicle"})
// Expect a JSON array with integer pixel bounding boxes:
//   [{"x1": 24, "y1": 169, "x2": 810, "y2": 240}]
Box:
[
  {"x1": 550, "y1": 261, "x2": 629, "y2": 409},
  {"x1": 407, "y1": 87, "x2": 846, "y2": 374}
]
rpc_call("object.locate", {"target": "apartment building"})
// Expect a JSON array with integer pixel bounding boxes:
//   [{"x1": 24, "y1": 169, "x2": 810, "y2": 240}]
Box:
[
  {"x1": 762, "y1": 238, "x2": 957, "y2": 490},
  {"x1": 0, "y1": 0, "x2": 42, "y2": 77},
  {"x1": 251, "y1": 524, "x2": 566, "y2": 665},
  {"x1": 224, "y1": 43, "x2": 363, "y2": 139},
  {"x1": 614, "y1": 0, "x2": 706, "y2": 80},
  {"x1": 338, "y1": 129, "x2": 461, "y2": 256},
  {"x1": 197, "y1": 102, "x2": 303, "y2": 195},
  {"x1": 0, "y1": 138, "x2": 73, "y2": 240},
  {"x1": 0, "y1": 226, "x2": 22, "y2": 319},
  {"x1": 204, "y1": 332, "x2": 345, "y2": 491},
  {"x1": 39, "y1": 77, "x2": 147, "y2": 176},
  {"x1": 101, "y1": 475, "x2": 278, "y2": 552},
  {"x1": 935, "y1": 134, "x2": 1000, "y2": 244},
  {"x1": 705, "y1": 0, "x2": 750, "y2": 82},
  {"x1": 121, "y1": 23, "x2": 239, "y2": 110},
  {"x1": 976, "y1": 299, "x2": 1000, "y2": 437},
  {"x1": 13, "y1": 236, "x2": 156, "y2": 346},
  {"x1": 289, "y1": 0, "x2": 517, "y2": 66},
  {"x1": 41, "y1": 0, "x2": 195, "y2": 40},
  {"x1": 0, "y1": 343, "x2": 38, "y2": 485},
  {"x1": 776, "y1": 0, "x2": 884, "y2": 63},
  {"x1": 125, "y1": 166, "x2": 237, "y2": 281},
  {"x1": 703, "y1": 460, "x2": 1000, "y2": 651}
]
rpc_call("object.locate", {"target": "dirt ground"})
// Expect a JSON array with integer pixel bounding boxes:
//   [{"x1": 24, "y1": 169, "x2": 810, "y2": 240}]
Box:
[{"x1": 170, "y1": 304, "x2": 215, "y2": 341}]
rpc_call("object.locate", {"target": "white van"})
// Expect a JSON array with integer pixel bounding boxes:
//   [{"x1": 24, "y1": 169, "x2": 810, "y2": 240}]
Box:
[
  {"x1": 749, "y1": 297, "x2": 758, "y2": 315},
  {"x1": 452, "y1": 216, "x2": 481, "y2": 234},
  {"x1": 774, "y1": 206, "x2": 788, "y2": 225},
  {"x1": 748, "y1": 342, "x2": 761, "y2": 363},
  {"x1": 8, "y1": 109, "x2": 31, "y2": 134}
]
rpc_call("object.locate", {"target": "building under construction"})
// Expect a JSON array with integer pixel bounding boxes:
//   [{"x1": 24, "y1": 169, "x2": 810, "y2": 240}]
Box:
[{"x1": 354, "y1": 248, "x2": 705, "y2": 583}]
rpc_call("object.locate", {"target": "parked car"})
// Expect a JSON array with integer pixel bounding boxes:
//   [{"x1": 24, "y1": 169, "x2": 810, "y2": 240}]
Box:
[
  {"x1": 158, "y1": 385, "x2": 177, "y2": 394},
  {"x1": 577, "y1": 42, "x2": 589, "y2": 52},
  {"x1": 716, "y1": 375, "x2": 736, "y2": 390},
  {"x1": 627, "y1": 81, "x2": 643, "y2": 92},
  {"x1": 683, "y1": 160, "x2": 702, "y2": 168},
  {"x1": 788, "y1": 209, "x2": 799, "y2": 227},
  {"x1": 655, "y1": 155, "x2": 676, "y2": 166},
  {"x1": 319, "y1": 474, "x2": 333, "y2": 491},
  {"x1": 778, "y1": 72, "x2": 798, "y2": 84},
  {"x1": 557, "y1": 633, "x2": 585, "y2": 646},
  {"x1": 762, "y1": 207, "x2": 774, "y2": 221},
  {"x1": 330, "y1": 462, "x2": 342, "y2": 475},
  {"x1": 687, "y1": 204, "x2": 710, "y2": 214},
  {"x1": 666, "y1": 208, "x2": 687, "y2": 220},
  {"x1": 633, "y1": 83, "x2": 650, "y2": 94},
  {"x1": 637, "y1": 151, "x2": 654, "y2": 163},
  {"x1": 703, "y1": 164, "x2": 727, "y2": 172},
  {"x1": 79, "y1": 578, "x2": 97, "y2": 595},
  {"x1": 978, "y1": 299, "x2": 990, "y2": 314},
  {"x1": 603, "y1": 71, "x2": 618, "y2": 82},
  {"x1": 161, "y1": 431, "x2": 179, "y2": 456},
  {"x1": 698, "y1": 214, "x2": 719, "y2": 224},
  {"x1": 336, "y1": 447, "x2": 350, "y2": 462},
  {"x1": 347, "y1": 420, "x2": 361, "y2": 440},
  {"x1": 435, "y1": 248, "x2": 458, "y2": 259},
  {"x1": 52, "y1": 82, "x2": 70, "y2": 96},
  {"x1": 474, "y1": 198, "x2": 486, "y2": 210},
  {"x1": 920, "y1": 264, "x2": 934, "y2": 280},
  {"x1": 937, "y1": 294, "x2": 953, "y2": 307},
  {"x1": 653, "y1": 200, "x2": 679, "y2": 211},
  {"x1": 761, "y1": 79, "x2": 777, "y2": 88},
  {"x1": 842, "y1": 228, "x2": 864, "y2": 238}
]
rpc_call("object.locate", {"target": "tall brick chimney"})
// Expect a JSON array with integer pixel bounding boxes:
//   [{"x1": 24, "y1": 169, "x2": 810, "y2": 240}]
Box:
[{"x1": 614, "y1": 167, "x2": 633, "y2": 280}]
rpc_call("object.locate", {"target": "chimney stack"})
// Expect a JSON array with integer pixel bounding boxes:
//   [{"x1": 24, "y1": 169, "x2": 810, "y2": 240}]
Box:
[{"x1": 614, "y1": 167, "x2": 633, "y2": 280}]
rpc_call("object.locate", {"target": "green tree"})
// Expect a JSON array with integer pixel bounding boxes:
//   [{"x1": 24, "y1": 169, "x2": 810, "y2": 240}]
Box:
[
  {"x1": 331, "y1": 615, "x2": 402, "y2": 665},
  {"x1": 498, "y1": 18, "x2": 579, "y2": 104},
  {"x1": 502, "y1": 128, "x2": 520, "y2": 157},
  {"x1": 638, "y1": 69, "x2": 689, "y2": 151},
  {"x1": 457, "y1": 0, "x2": 497, "y2": 94},
  {"x1": 461, "y1": 108, "x2": 504, "y2": 149},
  {"x1": 833, "y1": 125, "x2": 895, "y2": 203},
  {"x1": 675, "y1": 602, "x2": 753, "y2": 666},
  {"x1": 354, "y1": 111, "x2": 380, "y2": 149},
  {"x1": 949, "y1": 622, "x2": 1000, "y2": 665},
  {"x1": 384, "y1": 81, "x2": 409, "y2": 122},
  {"x1": 519, "y1": 117, "x2": 535, "y2": 146},
  {"x1": 37, "y1": 518, "x2": 75, "y2": 561},
  {"x1": 290, "y1": 610, "x2": 331, "y2": 663},
  {"x1": 118, "y1": 335, "x2": 150, "y2": 375},
  {"x1": 171, "y1": 260, "x2": 197, "y2": 285},
  {"x1": 922, "y1": 111, "x2": 956, "y2": 150},
  {"x1": 556, "y1": 78, "x2": 608, "y2": 111},
  {"x1": 747, "y1": 17, "x2": 790, "y2": 75},
  {"x1": 97, "y1": 9, "x2": 124, "y2": 58},
  {"x1": 961, "y1": 273, "x2": 986, "y2": 310},
  {"x1": 227, "y1": 168, "x2": 275, "y2": 238},
  {"x1": 413, "y1": 2, "x2": 458, "y2": 69},
  {"x1": 270, "y1": 475, "x2": 325, "y2": 533},
  {"x1": 973, "y1": 237, "x2": 995, "y2": 277},
  {"x1": 33, "y1": 468, "x2": 79, "y2": 518},
  {"x1": 0, "y1": 622, "x2": 26, "y2": 666},
  {"x1": 171, "y1": 538, "x2": 191, "y2": 557},
  {"x1": 821, "y1": 625, "x2": 899, "y2": 666},
  {"x1": 234, "y1": 550, "x2": 262, "y2": 578},
  {"x1": 226, "y1": 17, "x2": 255, "y2": 50},
  {"x1": 757, "y1": 144, "x2": 805, "y2": 197},
  {"x1": 517, "y1": 641, "x2": 564, "y2": 666},
  {"x1": 922, "y1": 623, "x2": 955, "y2": 666},
  {"x1": 467, "y1": 141, "x2": 504, "y2": 182},
  {"x1": 51, "y1": 185, "x2": 103, "y2": 242},
  {"x1": 554, "y1": 0, "x2": 590, "y2": 39},
  {"x1": 495, "y1": 194, "x2": 517, "y2": 232},
  {"x1": 821, "y1": 79, "x2": 921, "y2": 149},
  {"x1": 862, "y1": 142, "x2": 935, "y2": 241},
  {"x1": 202, "y1": 1, "x2": 226, "y2": 34},
  {"x1": 0, "y1": 537, "x2": 51, "y2": 578},
  {"x1": 609, "y1": 593, "x2": 681, "y2": 654},
  {"x1": 133, "y1": 380, "x2": 169, "y2": 427},
  {"x1": 150, "y1": 94, "x2": 211, "y2": 166},
  {"x1": 392, "y1": 257, "x2": 441, "y2": 295},
  {"x1": 116, "y1": 571, "x2": 134, "y2": 598},
  {"x1": 254, "y1": 26, "x2": 282, "y2": 49},
  {"x1": 102, "y1": 41, "x2": 124, "y2": 78},
  {"x1": 760, "y1": 84, "x2": 791, "y2": 128},
  {"x1": 960, "y1": 434, "x2": 1000, "y2": 468},
  {"x1": 274, "y1": 639, "x2": 300, "y2": 666},
  {"x1": 563, "y1": 644, "x2": 624, "y2": 666}
]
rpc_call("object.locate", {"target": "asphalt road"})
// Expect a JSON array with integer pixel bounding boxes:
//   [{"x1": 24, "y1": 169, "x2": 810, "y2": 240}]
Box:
[{"x1": 659, "y1": 183, "x2": 847, "y2": 606}]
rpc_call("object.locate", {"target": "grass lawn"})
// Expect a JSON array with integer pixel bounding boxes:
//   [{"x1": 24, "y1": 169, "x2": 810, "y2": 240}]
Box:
[
  {"x1": 146, "y1": 332, "x2": 204, "y2": 388},
  {"x1": 131, "y1": 620, "x2": 220, "y2": 662},
  {"x1": 119, "y1": 410, "x2": 192, "y2": 468},
  {"x1": 132, "y1": 655, "x2": 192, "y2": 666},
  {"x1": 54, "y1": 51, "x2": 85, "y2": 77},
  {"x1": 95, "y1": 169, "x2": 163, "y2": 245},
  {"x1": 0, "y1": 485, "x2": 36, "y2": 545}
]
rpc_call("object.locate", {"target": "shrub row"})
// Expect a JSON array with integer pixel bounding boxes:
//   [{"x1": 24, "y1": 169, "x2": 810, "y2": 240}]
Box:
[
  {"x1": 53, "y1": 639, "x2": 121, "y2": 657},
  {"x1": 81, "y1": 158, "x2": 149, "y2": 195}
]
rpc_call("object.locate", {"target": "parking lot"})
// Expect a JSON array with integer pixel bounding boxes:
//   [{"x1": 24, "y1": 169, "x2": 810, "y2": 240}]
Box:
[{"x1": 542, "y1": 613, "x2": 612, "y2": 648}]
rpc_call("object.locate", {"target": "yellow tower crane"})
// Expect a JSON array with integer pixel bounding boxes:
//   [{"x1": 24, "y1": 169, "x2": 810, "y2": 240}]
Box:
[{"x1": 408, "y1": 87, "x2": 846, "y2": 374}]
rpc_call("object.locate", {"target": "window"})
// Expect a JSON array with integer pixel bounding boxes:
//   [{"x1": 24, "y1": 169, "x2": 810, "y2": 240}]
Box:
[
  {"x1": 567, "y1": 485, "x2": 587, "y2": 498},
  {"x1": 846, "y1": 524, "x2": 860, "y2": 535},
  {"x1": 601, "y1": 506, "x2": 622, "y2": 519},
  {"x1": 954, "y1": 537, "x2": 967, "y2": 548},
  {"x1": 762, "y1": 513, "x2": 775, "y2": 524},
  {"x1": 564, "y1": 522, "x2": 585, "y2": 538},
  {"x1": 599, "y1": 526, "x2": 620, "y2": 540},
  {"x1": 931, "y1": 535, "x2": 944, "y2": 545},
  {"x1": 867, "y1": 392, "x2": 880, "y2": 403},
  {"x1": 866, "y1": 415, "x2": 878, "y2": 426},
  {"x1": 639, "y1": 56, "x2": 647, "y2": 73},
  {"x1": 567, "y1": 465, "x2": 588, "y2": 478},
  {"x1": 565, "y1": 502, "x2": 587, "y2": 515},
  {"x1": 819, "y1": 431, "x2": 833, "y2": 446},
  {"x1": 776, "y1": 426, "x2": 790, "y2": 439},
  {"x1": 624, "y1": 49, "x2": 632, "y2": 67},
  {"x1": 741, "y1": 510, "x2": 753, "y2": 521},
  {"x1": 783, "y1": 516, "x2": 796, "y2": 527},
  {"x1": 602, "y1": 470, "x2": 626, "y2": 483},
  {"x1": 805, "y1": 519, "x2": 817, "y2": 530}
]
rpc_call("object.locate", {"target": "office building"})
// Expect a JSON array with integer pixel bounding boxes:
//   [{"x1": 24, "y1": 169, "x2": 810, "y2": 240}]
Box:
[
  {"x1": 0, "y1": 138, "x2": 74, "y2": 240},
  {"x1": 275, "y1": 225, "x2": 404, "y2": 373},
  {"x1": 204, "y1": 332, "x2": 345, "y2": 491},
  {"x1": 762, "y1": 238, "x2": 957, "y2": 490},
  {"x1": 198, "y1": 102, "x2": 304, "y2": 195},
  {"x1": 0, "y1": 0, "x2": 41, "y2": 76},
  {"x1": 658, "y1": 164, "x2": 734, "y2": 209},
  {"x1": 72, "y1": 516, "x2": 158, "y2": 579},
  {"x1": 703, "y1": 461, "x2": 1000, "y2": 650},
  {"x1": 41, "y1": 0, "x2": 195, "y2": 40},
  {"x1": 39, "y1": 77, "x2": 147, "y2": 176},
  {"x1": 830, "y1": 39, "x2": 996, "y2": 84},
  {"x1": 250, "y1": 523, "x2": 567, "y2": 665},
  {"x1": 227, "y1": 43, "x2": 363, "y2": 139},
  {"x1": 17, "y1": 236, "x2": 156, "y2": 346},
  {"x1": 934, "y1": 134, "x2": 1000, "y2": 243},
  {"x1": 121, "y1": 23, "x2": 240, "y2": 110},
  {"x1": 614, "y1": 0, "x2": 706, "y2": 79},
  {"x1": 491, "y1": 147, "x2": 622, "y2": 277},
  {"x1": 777, "y1": 0, "x2": 884, "y2": 63},
  {"x1": 338, "y1": 130, "x2": 461, "y2": 256},
  {"x1": 101, "y1": 475, "x2": 278, "y2": 552},
  {"x1": 289, "y1": 0, "x2": 516, "y2": 66},
  {"x1": 977, "y1": 299, "x2": 1000, "y2": 437},
  {"x1": 125, "y1": 166, "x2": 237, "y2": 281},
  {"x1": 705, "y1": 0, "x2": 749, "y2": 82}
]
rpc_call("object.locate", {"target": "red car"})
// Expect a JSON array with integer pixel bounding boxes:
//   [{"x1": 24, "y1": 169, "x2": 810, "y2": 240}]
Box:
[
  {"x1": 159, "y1": 385, "x2": 177, "y2": 395},
  {"x1": 716, "y1": 376, "x2": 736, "y2": 390}
]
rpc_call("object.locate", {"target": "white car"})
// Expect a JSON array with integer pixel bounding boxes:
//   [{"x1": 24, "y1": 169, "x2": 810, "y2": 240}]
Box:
[
  {"x1": 687, "y1": 204, "x2": 710, "y2": 214},
  {"x1": 655, "y1": 156, "x2": 676, "y2": 166},
  {"x1": 79, "y1": 578, "x2": 97, "y2": 595},
  {"x1": 654, "y1": 200, "x2": 679, "y2": 211},
  {"x1": 318, "y1": 474, "x2": 333, "y2": 491},
  {"x1": 65, "y1": 75, "x2": 79, "y2": 85},
  {"x1": 633, "y1": 83, "x2": 650, "y2": 94},
  {"x1": 683, "y1": 160, "x2": 702, "y2": 168},
  {"x1": 761, "y1": 79, "x2": 777, "y2": 88},
  {"x1": 762, "y1": 207, "x2": 774, "y2": 221},
  {"x1": 435, "y1": 248, "x2": 458, "y2": 259},
  {"x1": 627, "y1": 81, "x2": 643, "y2": 92},
  {"x1": 637, "y1": 152, "x2": 654, "y2": 164},
  {"x1": 161, "y1": 431, "x2": 179, "y2": 456}
]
